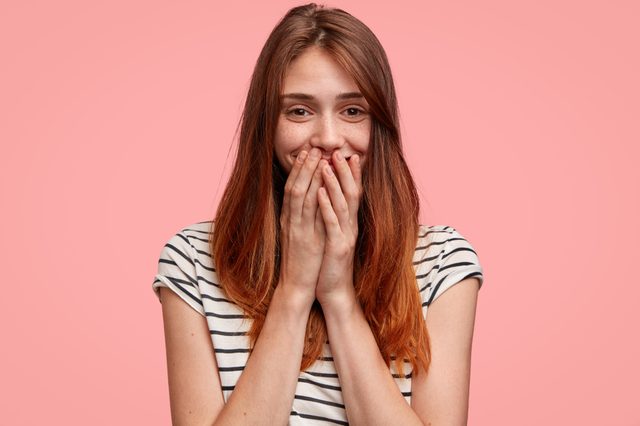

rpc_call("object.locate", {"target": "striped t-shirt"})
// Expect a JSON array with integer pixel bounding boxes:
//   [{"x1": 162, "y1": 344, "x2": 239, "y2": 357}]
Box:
[{"x1": 152, "y1": 220, "x2": 484, "y2": 425}]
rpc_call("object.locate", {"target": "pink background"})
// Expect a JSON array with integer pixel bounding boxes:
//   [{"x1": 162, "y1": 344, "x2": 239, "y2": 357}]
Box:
[{"x1": 1, "y1": 1, "x2": 638, "y2": 424}]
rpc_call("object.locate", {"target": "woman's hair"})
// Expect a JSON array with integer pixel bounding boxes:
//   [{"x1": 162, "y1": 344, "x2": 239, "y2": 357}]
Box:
[{"x1": 210, "y1": 3, "x2": 430, "y2": 376}]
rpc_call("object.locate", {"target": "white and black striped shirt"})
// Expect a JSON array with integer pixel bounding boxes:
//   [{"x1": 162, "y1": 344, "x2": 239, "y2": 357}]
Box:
[{"x1": 152, "y1": 220, "x2": 484, "y2": 425}]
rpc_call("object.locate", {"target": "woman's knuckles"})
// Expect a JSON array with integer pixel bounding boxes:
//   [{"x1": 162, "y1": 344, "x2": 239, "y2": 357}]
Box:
[
  {"x1": 324, "y1": 244, "x2": 352, "y2": 258},
  {"x1": 284, "y1": 182, "x2": 294, "y2": 195},
  {"x1": 291, "y1": 185, "x2": 307, "y2": 198}
]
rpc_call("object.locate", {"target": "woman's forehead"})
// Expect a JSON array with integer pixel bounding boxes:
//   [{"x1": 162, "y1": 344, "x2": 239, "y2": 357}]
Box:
[{"x1": 282, "y1": 48, "x2": 359, "y2": 94}]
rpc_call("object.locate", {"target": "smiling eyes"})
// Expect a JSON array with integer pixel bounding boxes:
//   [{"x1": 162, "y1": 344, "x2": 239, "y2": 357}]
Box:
[{"x1": 286, "y1": 106, "x2": 367, "y2": 119}]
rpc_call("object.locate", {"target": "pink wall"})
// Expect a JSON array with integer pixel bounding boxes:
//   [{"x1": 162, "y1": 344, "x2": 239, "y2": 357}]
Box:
[{"x1": 1, "y1": 1, "x2": 638, "y2": 424}]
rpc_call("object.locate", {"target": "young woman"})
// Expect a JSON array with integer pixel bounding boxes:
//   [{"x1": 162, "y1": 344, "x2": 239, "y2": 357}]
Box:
[{"x1": 152, "y1": 3, "x2": 484, "y2": 425}]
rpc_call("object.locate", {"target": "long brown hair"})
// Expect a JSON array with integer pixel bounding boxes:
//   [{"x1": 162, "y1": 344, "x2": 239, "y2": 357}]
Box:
[{"x1": 210, "y1": 3, "x2": 430, "y2": 376}]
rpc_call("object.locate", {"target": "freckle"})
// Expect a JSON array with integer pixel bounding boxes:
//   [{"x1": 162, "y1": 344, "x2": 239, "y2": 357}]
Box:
[{"x1": 191, "y1": 332, "x2": 194, "y2": 336}]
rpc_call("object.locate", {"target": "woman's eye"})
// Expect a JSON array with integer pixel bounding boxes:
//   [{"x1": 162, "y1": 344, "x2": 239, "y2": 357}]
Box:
[
  {"x1": 287, "y1": 108, "x2": 310, "y2": 117},
  {"x1": 345, "y1": 107, "x2": 365, "y2": 117}
]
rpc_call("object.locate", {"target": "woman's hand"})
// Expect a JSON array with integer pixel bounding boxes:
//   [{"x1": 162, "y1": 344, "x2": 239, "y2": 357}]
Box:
[
  {"x1": 315, "y1": 151, "x2": 363, "y2": 310},
  {"x1": 278, "y1": 147, "x2": 328, "y2": 307}
]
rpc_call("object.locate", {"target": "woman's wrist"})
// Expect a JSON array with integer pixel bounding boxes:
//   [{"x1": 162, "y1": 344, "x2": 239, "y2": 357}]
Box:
[
  {"x1": 274, "y1": 279, "x2": 315, "y2": 318},
  {"x1": 317, "y1": 283, "x2": 358, "y2": 320}
]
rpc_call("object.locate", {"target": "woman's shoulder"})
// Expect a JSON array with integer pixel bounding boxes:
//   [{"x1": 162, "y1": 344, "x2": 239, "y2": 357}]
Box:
[
  {"x1": 152, "y1": 220, "x2": 216, "y2": 316},
  {"x1": 158, "y1": 220, "x2": 216, "y2": 269},
  {"x1": 180, "y1": 220, "x2": 213, "y2": 233},
  {"x1": 415, "y1": 223, "x2": 482, "y2": 264},
  {"x1": 179, "y1": 219, "x2": 214, "y2": 236},
  {"x1": 417, "y1": 223, "x2": 478, "y2": 246},
  {"x1": 415, "y1": 224, "x2": 484, "y2": 306},
  {"x1": 416, "y1": 224, "x2": 466, "y2": 250},
  {"x1": 177, "y1": 220, "x2": 217, "y2": 263},
  {"x1": 173, "y1": 220, "x2": 215, "y2": 251}
]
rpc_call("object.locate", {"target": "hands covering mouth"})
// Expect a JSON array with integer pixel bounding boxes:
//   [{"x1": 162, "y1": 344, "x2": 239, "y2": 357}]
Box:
[{"x1": 279, "y1": 147, "x2": 363, "y2": 309}]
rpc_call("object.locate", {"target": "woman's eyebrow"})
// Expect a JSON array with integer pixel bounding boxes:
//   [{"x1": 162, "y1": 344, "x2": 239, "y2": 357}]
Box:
[{"x1": 280, "y1": 92, "x2": 365, "y2": 101}]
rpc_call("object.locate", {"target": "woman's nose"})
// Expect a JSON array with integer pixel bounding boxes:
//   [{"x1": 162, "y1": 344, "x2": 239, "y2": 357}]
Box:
[{"x1": 311, "y1": 116, "x2": 344, "y2": 152}]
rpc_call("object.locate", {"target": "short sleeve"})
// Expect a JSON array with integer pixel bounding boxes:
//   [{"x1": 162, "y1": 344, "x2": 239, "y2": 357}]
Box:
[
  {"x1": 152, "y1": 229, "x2": 206, "y2": 317},
  {"x1": 424, "y1": 227, "x2": 484, "y2": 306}
]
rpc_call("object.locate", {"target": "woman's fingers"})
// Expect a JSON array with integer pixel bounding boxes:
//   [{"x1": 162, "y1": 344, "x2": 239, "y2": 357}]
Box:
[
  {"x1": 317, "y1": 186, "x2": 341, "y2": 239},
  {"x1": 319, "y1": 163, "x2": 354, "y2": 241},
  {"x1": 302, "y1": 158, "x2": 326, "y2": 224},
  {"x1": 287, "y1": 148, "x2": 322, "y2": 224},
  {"x1": 348, "y1": 154, "x2": 363, "y2": 207},
  {"x1": 332, "y1": 151, "x2": 362, "y2": 216},
  {"x1": 320, "y1": 159, "x2": 353, "y2": 232},
  {"x1": 282, "y1": 150, "x2": 307, "y2": 225},
  {"x1": 283, "y1": 148, "x2": 362, "y2": 234},
  {"x1": 315, "y1": 205, "x2": 326, "y2": 236}
]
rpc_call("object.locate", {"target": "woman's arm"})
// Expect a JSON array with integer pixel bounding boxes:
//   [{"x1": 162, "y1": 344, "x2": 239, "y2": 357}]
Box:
[
  {"x1": 410, "y1": 277, "x2": 480, "y2": 425},
  {"x1": 161, "y1": 149, "x2": 327, "y2": 425},
  {"x1": 315, "y1": 151, "x2": 424, "y2": 424},
  {"x1": 321, "y1": 288, "x2": 425, "y2": 426},
  {"x1": 160, "y1": 287, "x2": 225, "y2": 425},
  {"x1": 315, "y1": 150, "x2": 482, "y2": 424},
  {"x1": 161, "y1": 283, "x2": 312, "y2": 426},
  {"x1": 322, "y1": 277, "x2": 480, "y2": 426},
  {"x1": 212, "y1": 283, "x2": 313, "y2": 425}
]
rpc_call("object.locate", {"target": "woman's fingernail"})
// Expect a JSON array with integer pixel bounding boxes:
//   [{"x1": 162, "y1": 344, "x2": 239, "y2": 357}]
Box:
[
  {"x1": 325, "y1": 165, "x2": 333, "y2": 176},
  {"x1": 335, "y1": 151, "x2": 343, "y2": 161},
  {"x1": 353, "y1": 154, "x2": 360, "y2": 165},
  {"x1": 298, "y1": 151, "x2": 307, "y2": 163}
]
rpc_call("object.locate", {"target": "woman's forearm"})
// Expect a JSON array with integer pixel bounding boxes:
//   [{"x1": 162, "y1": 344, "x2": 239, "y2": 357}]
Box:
[
  {"x1": 212, "y1": 283, "x2": 312, "y2": 426},
  {"x1": 322, "y1": 292, "x2": 424, "y2": 426}
]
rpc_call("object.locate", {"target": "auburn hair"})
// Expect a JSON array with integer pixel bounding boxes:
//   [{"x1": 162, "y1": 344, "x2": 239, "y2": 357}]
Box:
[{"x1": 210, "y1": 3, "x2": 430, "y2": 377}]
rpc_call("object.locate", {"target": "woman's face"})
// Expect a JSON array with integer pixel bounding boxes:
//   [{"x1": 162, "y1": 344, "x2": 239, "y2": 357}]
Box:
[{"x1": 274, "y1": 46, "x2": 371, "y2": 174}]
